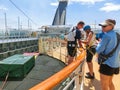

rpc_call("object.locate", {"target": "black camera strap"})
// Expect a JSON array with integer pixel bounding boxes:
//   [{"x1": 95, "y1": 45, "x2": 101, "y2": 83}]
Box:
[{"x1": 105, "y1": 32, "x2": 120, "y2": 58}]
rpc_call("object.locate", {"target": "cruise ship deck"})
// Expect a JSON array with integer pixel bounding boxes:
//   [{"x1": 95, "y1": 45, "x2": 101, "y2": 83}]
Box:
[
  {"x1": 0, "y1": 0, "x2": 120, "y2": 90},
  {"x1": 0, "y1": 41, "x2": 120, "y2": 90}
]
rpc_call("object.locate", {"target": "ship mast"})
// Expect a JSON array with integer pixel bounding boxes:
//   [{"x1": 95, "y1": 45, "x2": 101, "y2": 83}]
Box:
[{"x1": 4, "y1": 12, "x2": 8, "y2": 35}]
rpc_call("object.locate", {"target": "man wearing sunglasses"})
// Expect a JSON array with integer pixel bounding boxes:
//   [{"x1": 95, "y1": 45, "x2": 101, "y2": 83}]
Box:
[{"x1": 96, "y1": 19, "x2": 120, "y2": 90}]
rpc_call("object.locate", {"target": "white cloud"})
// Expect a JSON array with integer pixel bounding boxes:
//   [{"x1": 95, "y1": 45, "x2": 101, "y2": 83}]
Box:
[
  {"x1": 0, "y1": 5, "x2": 8, "y2": 11},
  {"x1": 50, "y1": 2, "x2": 58, "y2": 6},
  {"x1": 50, "y1": 0, "x2": 104, "y2": 6},
  {"x1": 69, "y1": 0, "x2": 104, "y2": 5},
  {"x1": 100, "y1": 3, "x2": 120, "y2": 12}
]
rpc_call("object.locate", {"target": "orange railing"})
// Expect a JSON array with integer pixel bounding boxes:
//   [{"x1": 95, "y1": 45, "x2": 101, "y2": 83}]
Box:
[{"x1": 29, "y1": 48, "x2": 86, "y2": 90}]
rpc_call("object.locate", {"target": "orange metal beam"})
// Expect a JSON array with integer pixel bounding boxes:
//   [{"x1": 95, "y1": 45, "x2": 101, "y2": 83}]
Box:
[{"x1": 29, "y1": 48, "x2": 86, "y2": 90}]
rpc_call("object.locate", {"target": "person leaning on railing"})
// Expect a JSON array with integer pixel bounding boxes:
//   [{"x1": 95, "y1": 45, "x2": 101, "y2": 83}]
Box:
[
  {"x1": 65, "y1": 21, "x2": 85, "y2": 65},
  {"x1": 96, "y1": 19, "x2": 120, "y2": 90},
  {"x1": 81, "y1": 25, "x2": 96, "y2": 79}
]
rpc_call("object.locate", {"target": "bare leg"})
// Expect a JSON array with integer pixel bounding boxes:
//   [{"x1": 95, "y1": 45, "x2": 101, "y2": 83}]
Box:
[
  {"x1": 109, "y1": 76, "x2": 115, "y2": 90},
  {"x1": 87, "y1": 62, "x2": 94, "y2": 75},
  {"x1": 68, "y1": 56, "x2": 74, "y2": 65},
  {"x1": 100, "y1": 73, "x2": 112, "y2": 90}
]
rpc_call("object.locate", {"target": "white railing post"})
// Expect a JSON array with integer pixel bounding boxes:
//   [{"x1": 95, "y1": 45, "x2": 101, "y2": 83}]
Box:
[
  {"x1": 60, "y1": 60, "x2": 85, "y2": 90},
  {"x1": 73, "y1": 66, "x2": 81, "y2": 90},
  {"x1": 73, "y1": 60, "x2": 85, "y2": 90}
]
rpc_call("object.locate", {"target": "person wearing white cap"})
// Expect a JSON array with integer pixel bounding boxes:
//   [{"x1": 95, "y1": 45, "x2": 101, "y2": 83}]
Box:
[{"x1": 96, "y1": 19, "x2": 120, "y2": 90}]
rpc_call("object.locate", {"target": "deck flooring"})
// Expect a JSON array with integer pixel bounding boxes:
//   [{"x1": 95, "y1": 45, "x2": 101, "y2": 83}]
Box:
[{"x1": 83, "y1": 56, "x2": 120, "y2": 90}]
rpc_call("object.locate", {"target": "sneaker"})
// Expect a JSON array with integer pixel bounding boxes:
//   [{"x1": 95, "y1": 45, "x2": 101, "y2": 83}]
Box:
[
  {"x1": 86, "y1": 72, "x2": 90, "y2": 75},
  {"x1": 85, "y1": 73, "x2": 95, "y2": 79}
]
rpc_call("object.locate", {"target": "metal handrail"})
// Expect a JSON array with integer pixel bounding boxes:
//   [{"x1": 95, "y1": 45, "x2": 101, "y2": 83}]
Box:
[{"x1": 29, "y1": 48, "x2": 86, "y2": 90}]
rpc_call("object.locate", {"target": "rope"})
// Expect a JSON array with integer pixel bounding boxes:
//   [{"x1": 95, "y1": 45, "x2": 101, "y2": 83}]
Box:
[
  {"x1": 86, "y1": 47, "x2": 95, "y2": 56},
  {"x1": 84, "y1": 32, "x2": 96, "y2": 56},
  {"x1": 0, "y1": 72, "x2": 9, "y2": 90}
]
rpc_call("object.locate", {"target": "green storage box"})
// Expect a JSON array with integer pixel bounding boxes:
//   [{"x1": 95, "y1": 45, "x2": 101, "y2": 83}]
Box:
[{"x1": 0, "y1": 54, "x2": 35, "y2": 78}]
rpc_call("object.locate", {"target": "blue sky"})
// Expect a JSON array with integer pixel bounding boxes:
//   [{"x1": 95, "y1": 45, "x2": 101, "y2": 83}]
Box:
[{"x1": 0, "y1": 0, "x2": 120, "y2": 30}]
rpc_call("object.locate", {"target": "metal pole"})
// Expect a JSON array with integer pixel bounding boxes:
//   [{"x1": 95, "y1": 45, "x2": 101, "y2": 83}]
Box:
[
  {"x1": 28, "y1": 19, "x2": 30, "y2": 30},
  {"x1": 18, "y1": 16, "x2": 20, "y2": 30},
  {"x1": 4, "y1": 12, "x2": 8, "y2": 36}
]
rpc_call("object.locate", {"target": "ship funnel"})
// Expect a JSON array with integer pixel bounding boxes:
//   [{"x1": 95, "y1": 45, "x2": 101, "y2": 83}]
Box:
[{"x1": 52, "y1": 0, "x2": 68, "y2": 25}]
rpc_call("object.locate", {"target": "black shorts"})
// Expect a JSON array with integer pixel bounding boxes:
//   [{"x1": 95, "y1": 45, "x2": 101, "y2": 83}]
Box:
[
  {"x1": 86, "y1": 46, "x2": 96, "y2": 62},
  {"x1": 99, "y1": 64, "x2": 119, "y2": 76},
  {"x1": 67, "y1": 41, "x2": 77, "y2": 57}
]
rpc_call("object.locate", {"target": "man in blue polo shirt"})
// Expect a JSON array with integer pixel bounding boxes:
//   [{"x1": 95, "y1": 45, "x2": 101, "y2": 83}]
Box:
[{"x1": 96, "y1": 19, "x2": 120, "y2": 90}]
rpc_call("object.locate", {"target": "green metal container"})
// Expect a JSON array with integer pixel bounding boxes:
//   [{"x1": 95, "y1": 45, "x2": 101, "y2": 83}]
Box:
[{"x1": 0, "y1": 54, "x2": 35, "y2": 78}]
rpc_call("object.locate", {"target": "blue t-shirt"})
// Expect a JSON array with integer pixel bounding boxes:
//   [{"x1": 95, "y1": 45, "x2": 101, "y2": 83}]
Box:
[
  {"x1": 96, "y1": 32, "x2": 105, "y2": 40},
  {"x1": 96, "y1": 30, "x2": 120, "y2": 68}
]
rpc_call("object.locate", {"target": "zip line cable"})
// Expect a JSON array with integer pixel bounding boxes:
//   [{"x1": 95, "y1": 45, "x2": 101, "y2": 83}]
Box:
[{"x1": 9, "y1": 0, "x2": 38, "y2": 26}]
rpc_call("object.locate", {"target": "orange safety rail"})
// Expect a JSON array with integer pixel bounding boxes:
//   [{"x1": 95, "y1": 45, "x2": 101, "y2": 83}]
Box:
[{"x1": 29, "y1": 48, "x2": 86, "y2": 90}]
